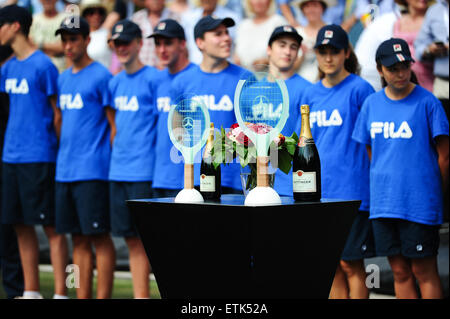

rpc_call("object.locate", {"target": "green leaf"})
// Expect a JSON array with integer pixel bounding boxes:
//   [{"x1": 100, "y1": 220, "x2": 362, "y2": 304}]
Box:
[
  {"x1": 286, "y1": 143, "x2": 296, "y2": 156},
  {"x1": 290, "y1": 132, "x2": 299, "y2": 144},
  {"x1": 278, "y1": 150, "x2": 293, "y2": 175}
]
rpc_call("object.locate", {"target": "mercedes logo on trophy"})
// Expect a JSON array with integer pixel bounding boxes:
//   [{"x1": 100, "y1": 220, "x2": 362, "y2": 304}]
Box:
[{"x1": 168, "y1": 94, "x2": 210, "y2": 203}]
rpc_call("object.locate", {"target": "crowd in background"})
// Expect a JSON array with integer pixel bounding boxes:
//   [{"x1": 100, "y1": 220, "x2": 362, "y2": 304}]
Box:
[
  {"x1": 0, "y1": 0, "x2": 447, "y2": 107},
  {"x1": 0, "y1": 0, "x2": 448, "y2": 300}
]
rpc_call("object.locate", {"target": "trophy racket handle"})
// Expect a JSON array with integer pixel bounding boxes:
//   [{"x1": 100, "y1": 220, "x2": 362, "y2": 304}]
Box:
[
  {"x1": 256, "y1": 156, "x2": 270, "y2": 187},
  {"x1": 184, "y1": 163, "x2": 194, "y2": 189}
]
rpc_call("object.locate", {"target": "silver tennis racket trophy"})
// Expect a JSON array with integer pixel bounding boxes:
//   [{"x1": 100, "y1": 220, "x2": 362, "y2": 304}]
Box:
[
  {"x1": 234, "y1": 72, "x2": 289, "y2": 206},
  {"x1": 168, "y1": 95, "x2": 210, "y2": 203}
]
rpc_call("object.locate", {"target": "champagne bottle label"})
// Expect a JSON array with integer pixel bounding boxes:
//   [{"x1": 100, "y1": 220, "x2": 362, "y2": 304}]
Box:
[
  {"x1": 293, "y1": 170, "x2": 316, "y2": 193},
  {"x1": 200, "y1": 174, "x2": 216, "y2": 192},
  {"x1": 298, "y1": 136, "x2": 315, "y2": 147}
]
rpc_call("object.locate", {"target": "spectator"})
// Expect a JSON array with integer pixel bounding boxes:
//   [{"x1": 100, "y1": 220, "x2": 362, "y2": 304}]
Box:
[
  {"x1": 415, "y1": 0, "x2": 449, "y2": 222},
  {"x1": 294, "y1": 0, "x2": 333, "y2": 83},
  {"x1": 29, "y1": 0, "x2": 67, "y2": 73},
  {"x1": 341, "y1": 0, "x2": 397, "y2": 46},
  {"x1": 17, "y1": 0, "x2": 65, "y2": 13},
  {"x1": 293, "y1": 0, "x2": 345, "y2": 26},
  {"x1": 167, "y1": 0, "x2": 191, "y2": 17},
  {"x1": 182, "y1": 0, "x2": 240, "y2": 64},
  {"x1": 277, "y1": 0, "x2": 300, "y2": 27},
  {"x1": 223, "y1": 0, "x2": 244, "y2": 19},
  {"x1": 132, "y1": 0, "x2": 179, "y2": 69},
  {"x1": 234, "y1": 0, "x2": 287, "y2": 72},
  {"x1": 103, "y1": 0, "x2": 137, "y2": 31},
  {"x1": 415, "y1": 0, "x2": 449, "y2": 118},
  {"x1": 355, "y1": 0, "x2": 432, "y2": 91},
  {"x1": 81, "y1": 0, "x2": 113, "y2": 69},
  {"x1": 353, "y1": 0, "x2": 396, "y2": 27}
]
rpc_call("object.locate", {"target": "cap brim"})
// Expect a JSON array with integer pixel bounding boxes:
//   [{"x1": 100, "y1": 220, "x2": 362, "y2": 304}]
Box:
[
  {"x1": 206, "y1": 17, "x2": 236, "y2": 33},
  {"x1": 221, "y1": 17, "x2": 235, "y2": 28},
  {"x1": 148, "y1": 31, "x2": 177, "y2": 39},
  {"x1": 269, "y1": 32, "x2": 303, "y2": 45},
  {"x1": 314, "y1": 40, "x2": 347, "y2": 49},
  {"x1": 55, "y1": 28, "x2": 79, "y2": 36},
  {"x1": 108, "y1": 33, "x2": 135, "y2": 42},
  {"x1": 379, "y1": 55, "x2": 415, "y2": 67},
  {"x1": 55, "y1": 27, "x2": 89, "y2": 36}
]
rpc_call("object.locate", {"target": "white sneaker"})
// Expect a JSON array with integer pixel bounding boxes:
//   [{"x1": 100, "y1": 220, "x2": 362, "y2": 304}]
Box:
[{"x1": 14, "y1": 292, "x2": 44, "y2": 299}]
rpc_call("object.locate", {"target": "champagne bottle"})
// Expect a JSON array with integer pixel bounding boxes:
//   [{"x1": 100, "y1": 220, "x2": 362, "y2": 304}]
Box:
[
  {"x1": 200, "y1": 123, "x2": 221, "y2": 200},
  {"x1": 293, "y1": 105, "x2": 321, "y2": 201}
]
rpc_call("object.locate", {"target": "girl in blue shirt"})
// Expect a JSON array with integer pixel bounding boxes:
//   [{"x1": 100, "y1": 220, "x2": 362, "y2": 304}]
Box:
[
  {"x1": 353, "y1": 38, "x2": 449, "y2": 299},
  {"x1": 304, "y1": 25, "x2": 375, "y2": 299}
]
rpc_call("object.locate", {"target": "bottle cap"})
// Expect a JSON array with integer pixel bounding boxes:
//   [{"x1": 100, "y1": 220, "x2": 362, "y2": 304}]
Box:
[{"x1": 300, "y1": 104, "x2": 310, "y2": 114}]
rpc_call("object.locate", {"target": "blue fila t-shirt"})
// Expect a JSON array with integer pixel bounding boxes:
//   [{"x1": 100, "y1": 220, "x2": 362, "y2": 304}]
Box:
[
  {"x1": 56, "y1": 62, "x2": 112, "y2": 182},
  {"x1": 303, "y1": 74, "x2": 374, "y2": 211},
  {"x1": 108, "y1": 66, "x2": 159, "y2": 182},
  {"x1": 153, "y1": 63, "x2": 196, "y2": 190},
  {"x1": 273, "y1": 74, "x2": 311, "y2": 196},
  {"x1": 352, "y1": 85, "x2": 449, "y2": 225},
  {"x1": 0, "y1": 50, "x2": 58, "y2": 163},
  {"x1": 170, "y1": 63, "x2": 249, "y2": 190}
]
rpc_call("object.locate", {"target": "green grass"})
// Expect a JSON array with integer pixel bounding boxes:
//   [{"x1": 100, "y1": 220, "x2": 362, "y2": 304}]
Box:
[{"x1": 0, "y1": 270, "x2": 161, "y2": 299}]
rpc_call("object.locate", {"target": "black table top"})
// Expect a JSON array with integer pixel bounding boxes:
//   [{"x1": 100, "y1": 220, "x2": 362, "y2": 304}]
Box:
[{"x1": 127, "y1": 194, "x2": 361, "y2": 207}]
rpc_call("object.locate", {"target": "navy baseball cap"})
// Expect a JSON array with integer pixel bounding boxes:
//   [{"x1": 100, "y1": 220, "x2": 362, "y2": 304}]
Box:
[
  {"x1": 376, "y1": 38, "x2": 414, "y2": 67},
  {"x1": 109, "y1": 20, "x2": 142, "y2": 42},
  {"x1": 314, "y1": 24, "x2": 349, "y2": 50},
  {"x1": 149, "y1": 19, "x2": 185, "y2": 40},
  {"x1": 0, "y1": 4, "x2": 32, "y2": 30},
  {"x1": 194, "y1": 15, "x2": 235, "y2": 39},
  {"x1": 55, "y1": 16, "x2": 90, "y2": 37},
  {"x1": 268, "y1": 25, "x2": 303, "y2": 46}
]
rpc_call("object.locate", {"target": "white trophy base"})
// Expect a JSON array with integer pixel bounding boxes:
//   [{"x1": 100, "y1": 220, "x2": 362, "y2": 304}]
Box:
[
  {"x1": 244, "y1": 186, "x2": 281, "y2": 206},
  {"x1": 174, "y1": 188, "x2": 204, "y2": 204}
]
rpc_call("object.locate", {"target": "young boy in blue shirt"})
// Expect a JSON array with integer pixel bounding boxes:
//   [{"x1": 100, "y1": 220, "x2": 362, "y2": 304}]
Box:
[
  {"x1": 353, "y1": 38, "x2": 449, "y2": 299},
  {"x1": 266, "y1": 25, "x2": 311, "y2": 196},
  {"x1": 55, "y1": 16, "x2": 116, "y2": 299},
  {"x1": 0, "y1": 4, "x2": 68, "y2": 299},
  {"x1": 171, "y1": 15, "x2": 249, "y2": 192},
  {"x1": 150, "y1": 19, "x2": 196, "y2": 198},
  {"x1": 108, "y1": 19, "x2": 158, "y2": 298}
]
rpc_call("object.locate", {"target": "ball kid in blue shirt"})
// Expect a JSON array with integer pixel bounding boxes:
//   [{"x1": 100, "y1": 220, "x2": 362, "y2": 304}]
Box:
[{"x1": 353, "y1": 38, "x2": 449, "y2": 299}]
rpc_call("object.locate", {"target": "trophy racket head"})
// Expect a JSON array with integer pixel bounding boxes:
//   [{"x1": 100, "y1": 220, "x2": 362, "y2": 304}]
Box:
[
  {"x1": 168, "y1": 94, "x2": 210, "y2": 163},
  {"x1": 234, "y1": 71, "x2": 289, "y2": 154}
]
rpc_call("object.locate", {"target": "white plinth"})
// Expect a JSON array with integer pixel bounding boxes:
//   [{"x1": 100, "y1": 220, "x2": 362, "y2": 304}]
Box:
[
  {"x1": 174, "y1": 188, "x2": 204, "y2": 203},
  {"x1": 244, "y1": 186, "x2": 281, "y2": 206}
]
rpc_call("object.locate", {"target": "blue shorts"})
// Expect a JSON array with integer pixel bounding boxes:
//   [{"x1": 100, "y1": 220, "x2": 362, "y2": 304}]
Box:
[
  {"x1": 1, "y1": 162, "x2": 55, "y2": 226},
  {"x1": 371, "y1": 218, "x2": 440, "y2": 259},
  {"x1": 55, "y1": 181, "x2": 110, "y2": 235},
  {"x1": 110, "y1": 181, "x2": 152, "y2": 237},
  {"x1": 341, "y1": 211, "x2": 376, "y2": 261}
]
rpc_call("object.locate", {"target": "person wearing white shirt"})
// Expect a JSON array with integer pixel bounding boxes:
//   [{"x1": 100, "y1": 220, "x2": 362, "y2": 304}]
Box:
[
  {"x1": 82, "y1": 0, "x2": 113, "y2": 69},
  {"x1": 234, "y1": 0, "x2": 287, "y2": 72}
]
